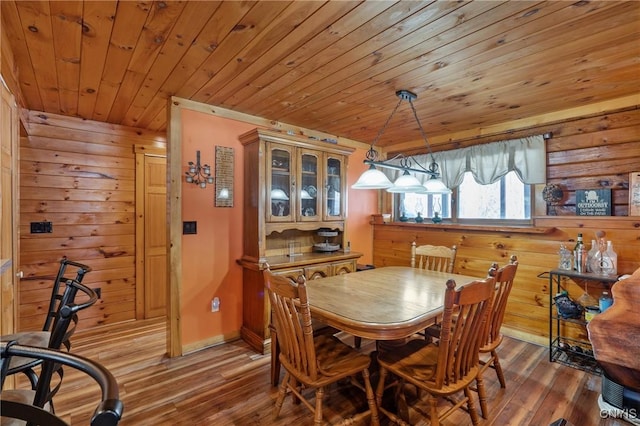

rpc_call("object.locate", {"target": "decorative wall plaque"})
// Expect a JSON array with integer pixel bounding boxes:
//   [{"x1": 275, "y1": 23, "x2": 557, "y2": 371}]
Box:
[
  {"x1": 576, "y1": 189, "x2": 611, "y2": 216},
  {"x1": 630, "y1": 172, "x2": 640, "y2": 216},
  {"x1": 215, "y1": 146, "x2": 234, "y2": 207}
]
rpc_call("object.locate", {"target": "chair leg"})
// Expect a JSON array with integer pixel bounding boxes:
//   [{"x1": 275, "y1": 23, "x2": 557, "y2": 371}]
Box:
[
  {"x1": 314, "y1": 386, "x2": 325, "y2": 426},
  {"x1": 465, "y1": 386, "x2": 480, "y2": 425},
  {"x1": 428, "y1": 394, "x2": 440, "y2": 426},
  {"x1": 271, "y1": 330, "x2": 281, "y2": 387},
  {"x1": 273, "y1": 372, "x2": 289, "y2": 420},
  {"x1": 476, "y1": 373, "x2": 489, "y2": 419},
  {"x1": 362, "y1": 368, "x2": 380, "y2": 426},
  {"x1": 375, "y1": 367, "x2": 388, "y2": 407},
  {"x1": 492, "y1": 350, "x2": 506, "y2": 388}
]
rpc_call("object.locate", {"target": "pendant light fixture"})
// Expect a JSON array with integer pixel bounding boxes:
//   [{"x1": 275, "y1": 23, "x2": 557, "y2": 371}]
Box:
[{"x1": 351, "y1": 90, "x2": 451, "y2": 194}]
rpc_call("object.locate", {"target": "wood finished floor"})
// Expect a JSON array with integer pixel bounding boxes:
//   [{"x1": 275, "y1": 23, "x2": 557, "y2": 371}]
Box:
[{"x1": 37, "y1": 318, "x2": 628, "y2": 425}]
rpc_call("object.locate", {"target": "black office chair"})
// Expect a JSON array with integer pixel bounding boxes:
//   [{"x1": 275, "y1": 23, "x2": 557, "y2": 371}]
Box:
[
  {"x1": 0, "y1": 341, "x2": 123, "y2": 426},
  {"x1": 1, "y1": 258, "x2": 92, "y2": 388}
]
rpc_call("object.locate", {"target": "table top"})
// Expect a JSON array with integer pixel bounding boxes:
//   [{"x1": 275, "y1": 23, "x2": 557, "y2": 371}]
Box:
[{"x1": 306, "y1": 266, "x2": 482, "y2": 341}]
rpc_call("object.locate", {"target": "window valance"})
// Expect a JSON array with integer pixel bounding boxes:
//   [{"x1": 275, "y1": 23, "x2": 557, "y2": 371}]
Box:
[{"x1": 384, "y1": 135, "x2": 546, "y2": 189}]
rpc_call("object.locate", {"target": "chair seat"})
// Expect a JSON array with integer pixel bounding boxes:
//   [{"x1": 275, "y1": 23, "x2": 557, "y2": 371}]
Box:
[
  {"x1": 1, "y1": 390, "x2": 52, "y2": 426},
  {"x1": 1, "y1": 332, "x2": 50, "y2": 371},
  {"x1": 281, "y1": 334, "x2": 372, "y2": 388},
  {"x1": 378, "y1": 338, "x2": 478, "y2": 395},
  {"x1": 313, "y1": 335, "x2": 371, "y2": 380}
]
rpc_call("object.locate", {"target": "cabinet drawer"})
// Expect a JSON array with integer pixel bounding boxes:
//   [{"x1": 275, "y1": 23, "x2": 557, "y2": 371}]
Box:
[
  {"x1": 332, "y1": 260, "x2": 356, "y2": 275},
  {"x1": 273, "y1": 268, "x2": 304, "y2": 283},
  {"x1": 305, "y1": 264, "x2": 332, "y2": 280}
]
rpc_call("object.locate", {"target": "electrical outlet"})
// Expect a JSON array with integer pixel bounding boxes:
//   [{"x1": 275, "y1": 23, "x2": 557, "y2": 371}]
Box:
[{"x1": 211, "y1": 297, "x2": 220, "y2": 312}]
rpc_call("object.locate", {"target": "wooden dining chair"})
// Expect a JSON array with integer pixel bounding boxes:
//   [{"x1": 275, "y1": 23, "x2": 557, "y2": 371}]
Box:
[
  {"x1": 375, "y1": 274, "x2": 495, "y2": 426},
  {"x1": 263, "y1": 265, "x2": 380, "y2": 426},
  {"x1": 475, "y1": 255, "x2": 518, "y2": 418},
  {"x1": 410, "y1": 242, "x2": 457, "y2": 272},
  {"x1": 410, "y1": 241, "x2": 457, "y2": 339}
]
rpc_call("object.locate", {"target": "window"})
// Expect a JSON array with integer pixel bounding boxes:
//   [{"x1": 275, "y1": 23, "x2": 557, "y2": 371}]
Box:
[
  {"x1": 458, "y1": 171, "x2": 531, "y2": 220},
  {"x1": 395, "y1": 171, "x2": 531, "y2": 222},
  {"x1": 398, "y1": 192, "x2": 451, "y2": 220}
]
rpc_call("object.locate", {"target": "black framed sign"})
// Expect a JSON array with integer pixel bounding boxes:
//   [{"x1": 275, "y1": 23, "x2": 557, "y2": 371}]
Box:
[{"x1": 576, "y1": 189, "x2": 611, "y2": 216}]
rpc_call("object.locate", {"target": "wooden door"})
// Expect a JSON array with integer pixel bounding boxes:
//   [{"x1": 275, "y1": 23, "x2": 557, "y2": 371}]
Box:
[
  {"x1": 135, "y1": 150, "x2": 167, "y2": 319},
  {"x1": 1, "y1": 81, "x2": 19, "y2": 365}
]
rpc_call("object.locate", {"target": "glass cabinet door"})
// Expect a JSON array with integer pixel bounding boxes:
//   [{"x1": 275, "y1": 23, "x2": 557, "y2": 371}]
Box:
[
  {"x1": 267, "y1": 145, "x2": 294, "y2": 222},
  {"x1": 299, "y1": 150, "x2": 320, "y2": 221},
  {"x1": 324, "y1": 154, "x2": 344, "y2": 220}
]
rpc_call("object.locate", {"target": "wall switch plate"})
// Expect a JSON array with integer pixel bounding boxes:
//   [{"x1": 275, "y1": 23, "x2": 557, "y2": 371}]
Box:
[
  {"x1": 183, "y1": 221, "x2": 197, "y2": 235},
  {"x1": 30, "y1": 221, "x2": 53, "y2": 234}
]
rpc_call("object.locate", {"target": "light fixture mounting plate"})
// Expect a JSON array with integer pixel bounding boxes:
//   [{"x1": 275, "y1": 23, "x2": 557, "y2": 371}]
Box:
[{"x1": 396, "y1": 89, "x2": 417, "y2": 101}]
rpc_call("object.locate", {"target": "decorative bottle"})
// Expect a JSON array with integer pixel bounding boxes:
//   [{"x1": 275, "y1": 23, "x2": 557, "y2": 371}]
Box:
[
  {"x1": 604, "y1": 241, "x2": 617, "y2": 275},
  {"x1": 586, "y1": 239, "x2": 598, "y2": 273}
]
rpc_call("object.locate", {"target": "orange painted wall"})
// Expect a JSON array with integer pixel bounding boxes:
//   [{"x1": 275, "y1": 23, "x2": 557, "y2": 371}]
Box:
[
  {"x1": 179, "y1": 108, "x2": 375, "y2": 347},
  {"x1": 180, "y1": 110, "x2": 254, "y2": 345},
  {"x1": 346, "y1": 148, "x2": 377, "y2": 265}
]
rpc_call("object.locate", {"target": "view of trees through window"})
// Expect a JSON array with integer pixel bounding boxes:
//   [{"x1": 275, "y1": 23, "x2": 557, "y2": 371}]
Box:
[
  {"x1": 458, "y1": 171, "x2": 530, "y2": 219},
  {"x1": 396, "y1": 171, "x2": 530, "y2": 221}
]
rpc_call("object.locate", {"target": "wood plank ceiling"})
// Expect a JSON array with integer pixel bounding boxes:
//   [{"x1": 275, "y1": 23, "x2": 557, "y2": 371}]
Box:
[{"x1": 2, "y1": 0, "x2": 639, "y2": 151}]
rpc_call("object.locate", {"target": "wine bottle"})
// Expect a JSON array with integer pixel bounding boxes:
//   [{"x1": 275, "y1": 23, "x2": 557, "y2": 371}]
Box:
[{"x1": 573, "y1": 233, "x2": 585, "y2": 272}]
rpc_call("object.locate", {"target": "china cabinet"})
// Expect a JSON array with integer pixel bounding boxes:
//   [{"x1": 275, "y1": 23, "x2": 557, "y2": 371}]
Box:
[{"x1": 238, "y1": 128, "x2": 361, "y2": 354}]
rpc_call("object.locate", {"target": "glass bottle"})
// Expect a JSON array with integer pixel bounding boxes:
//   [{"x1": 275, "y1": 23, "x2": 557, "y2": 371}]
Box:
[
  {"x1": 605, "y1": 241, "x2": 617, "y2": 275},
  {"x1": 574, "y1": 234, "x2": 588, "y2": 272},
  {"x1": 573, "y1": 233, "x2": 584, "y2": 271},
  {"x1": 586, "y1": 239, "x2": 598, "y2": 273},
  {"x1": 599, "y1": 291, "x2": 613, "y2": 312},
  {"x1": 558, "y1": 244, "x2": 572, "y2": 270}
]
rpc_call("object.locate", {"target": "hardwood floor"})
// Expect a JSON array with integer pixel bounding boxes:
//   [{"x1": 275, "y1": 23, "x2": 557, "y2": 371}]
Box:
[{"x1": 32, "y1": 318, "x2": 629, "y2": 425}]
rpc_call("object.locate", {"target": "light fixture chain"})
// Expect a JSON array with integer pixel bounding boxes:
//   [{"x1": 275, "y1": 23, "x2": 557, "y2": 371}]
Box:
[
  {"x1": 408, "y1": 99, "x2": 435, "y2": 161},
  {"x1": 371, "y1": 97, "x2": 404, "y2": 148}
]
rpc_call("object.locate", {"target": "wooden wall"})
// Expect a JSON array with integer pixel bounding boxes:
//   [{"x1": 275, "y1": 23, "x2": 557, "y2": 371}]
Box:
[
  {"x1": 18, "y1": 111, "x2": 166, "y2": 331},
  {"x1": 373, "y1": 107, "x2": 640, "y2": 345}
]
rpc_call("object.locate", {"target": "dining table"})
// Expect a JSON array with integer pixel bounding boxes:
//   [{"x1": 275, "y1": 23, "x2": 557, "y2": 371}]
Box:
[
  {"x1": 269, "y1": 265, "x2": 485, "y2": 386},
  {"x1": 306, "y1": 266, "x2": 483, "y2": 340}
]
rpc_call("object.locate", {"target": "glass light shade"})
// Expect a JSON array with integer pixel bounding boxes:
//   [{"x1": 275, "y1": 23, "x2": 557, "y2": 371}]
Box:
[
  {"x1": 387, "y1": 172, "x2": 427, "y2": 193},
  {"x1": 300, "y1": 189, "x2": 313, "y2": 199},
  {"x1": 423, "y1": 177, "x2": 451, "y2": 194},
  {"x1": 351, "y1": 166, "x2": 393, "y2": 189},
  {"x1": 270, "y1": 188, "x2": 289, "y2": 200}
]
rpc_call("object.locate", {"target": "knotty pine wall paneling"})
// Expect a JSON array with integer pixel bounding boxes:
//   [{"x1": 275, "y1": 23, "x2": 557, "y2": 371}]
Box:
[
  {"x1": 373, "y1": 107, "x2": 640, "y2": 345},
  {"x1": 19, "y1": 111, "x2": 166, "y2": 331}
]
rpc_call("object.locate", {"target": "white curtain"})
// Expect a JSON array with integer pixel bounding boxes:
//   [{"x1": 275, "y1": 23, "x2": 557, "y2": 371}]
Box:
[{"x1": 383, "y1": 135, "x2": 546, "y2": 188}]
